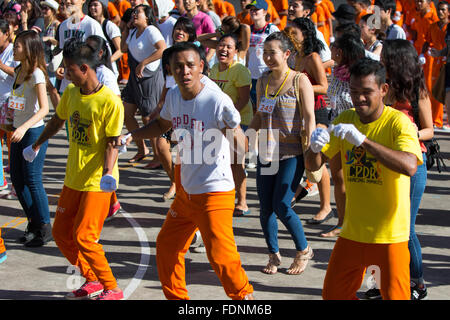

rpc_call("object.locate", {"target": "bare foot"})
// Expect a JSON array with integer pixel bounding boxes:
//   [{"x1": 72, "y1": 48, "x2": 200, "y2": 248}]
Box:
[{"x1": 320, "y1": 225, "x2": 342, "y2": 238}]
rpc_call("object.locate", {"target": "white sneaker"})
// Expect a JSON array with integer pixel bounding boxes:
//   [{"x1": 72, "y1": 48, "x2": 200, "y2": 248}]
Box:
[{"x1": 191, "y1": 231, "x2": 206, "y2": 253}]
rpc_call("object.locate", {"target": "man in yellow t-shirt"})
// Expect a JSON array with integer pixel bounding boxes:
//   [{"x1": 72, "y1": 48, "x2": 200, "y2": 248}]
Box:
[
  {"x1": 305, "y1": 58, "x2": 423, "y2": 300},
  {"x1": 25, "y1": 40, "x2": 124, "y2": 300}
]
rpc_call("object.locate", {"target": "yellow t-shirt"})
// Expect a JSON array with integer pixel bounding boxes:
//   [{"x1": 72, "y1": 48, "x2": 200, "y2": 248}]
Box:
[
  {"x1": 56, "y1": 84, "x2": 124, "y2": 192},
  {"x1": 209, "y1": 62, "x2": 253, "y2": 126},
  {"x1": 322, "y1": 106, "x2": 423, "y2": 244}
]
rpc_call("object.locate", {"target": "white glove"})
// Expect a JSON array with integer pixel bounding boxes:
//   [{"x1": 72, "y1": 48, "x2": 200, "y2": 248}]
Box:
[
  {"x1": 310, "y1": 127, "x2": 330, "y2": 153},
  {"x1": 332, "y1": 123, "x2": 366, "y2": 146},
  {"x1": 100, "y1": 174, "x2": 117, "y2": 192},
  {"x1": 419, "y1": 54, "x2": 426, "y2": 65},
  {"x1": 23, "y1": 145, "x2": 39, "y2": 162},
  {"x1": 116, "y1": 133, "x2": 131, "y2": 154},
  {"x1": 329, "y1": 36, "x2": 335, "y2": 44}
]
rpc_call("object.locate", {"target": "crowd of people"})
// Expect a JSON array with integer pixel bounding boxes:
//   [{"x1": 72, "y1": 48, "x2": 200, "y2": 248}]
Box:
[{"x1": 0, "y1": 0, "x2": 448, "y2": 301}]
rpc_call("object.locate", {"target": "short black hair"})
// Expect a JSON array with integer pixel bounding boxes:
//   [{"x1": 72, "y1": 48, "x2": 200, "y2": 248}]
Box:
[
  {"x1": 63, "y1": 38, "x2": 99, "y2": 69},
  {"x1": 172, "y1": 16, "x2": 197, "y2": 43},
  {"x1": 349, "y1": 58, "x2": 386, "y2": 87},
  {"x1": 374, "y1": 0, "x2": 397, "y2": 19},
  {"x1": 164, "y1": 42, "x2": 209, "y2": 75},
  {"x1": 335, "y1": 23, "x2": 361, "y2": 39}
]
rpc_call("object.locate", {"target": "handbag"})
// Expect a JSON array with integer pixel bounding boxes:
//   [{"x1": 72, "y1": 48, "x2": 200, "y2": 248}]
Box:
[
  {"x1": 411, "y1": 87, "x2": 447, "y2": 172},
  {"x1": 293, "y1": 72, "x2": 324, "y2": 183},
  {"x1": 432, "y1": 65, "x2": 446, "y2": 104}
]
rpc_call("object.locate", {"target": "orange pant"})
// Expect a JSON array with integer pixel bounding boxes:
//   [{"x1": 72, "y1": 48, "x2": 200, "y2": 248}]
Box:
[
  {"x1": 52, "y1": 186, "x2": 117, "y2": 290},
  {"x1": 431, "y1": 61, "x2": 444, "y2": 127},
  {"x1": 0, "y1": 230, "x2": 5, "y2": 254},
  {"x1": 118, "y1": 53, "x2": 129, "y2": 81},
  {"x1": 323, "y1": 237, "x2": 410, "y2": 300},
  {"x1": 156, "y1": 165, "x2": 253, "y2": 300}
]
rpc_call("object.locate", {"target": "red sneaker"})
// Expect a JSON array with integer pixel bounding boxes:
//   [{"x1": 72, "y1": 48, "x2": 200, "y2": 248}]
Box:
[
  {"x1": 105, "y1": 201, "x2": 121, "y2": 221},
  {"x1": 95, "y1": 289, "x2": 124, "y2": 300},
  {"x1": 66, "y1": 281, "x2": 104, "y2": 300}
]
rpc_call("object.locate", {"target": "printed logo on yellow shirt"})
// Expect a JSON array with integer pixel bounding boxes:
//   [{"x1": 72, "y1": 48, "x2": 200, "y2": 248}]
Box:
[
  {"x1": 345, "y1": 146, "x2": 382, "y2": 185},
  {"x1": 69, "y1": 111, "x2": 92, "y2": 147}
]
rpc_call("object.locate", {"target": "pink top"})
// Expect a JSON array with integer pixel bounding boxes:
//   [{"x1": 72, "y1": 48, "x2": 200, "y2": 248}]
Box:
[{"x1": 393, "y1": 101, "x2": 426, "y2": 153}]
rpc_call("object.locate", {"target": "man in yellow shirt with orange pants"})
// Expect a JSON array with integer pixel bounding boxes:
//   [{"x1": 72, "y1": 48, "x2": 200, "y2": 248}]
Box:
[
  {"x1": 24, "y1": 39, "x2": 124, "y2": 300},
  {"x1": 305, "y1": 58, "x2": 423, "y2": 300}
]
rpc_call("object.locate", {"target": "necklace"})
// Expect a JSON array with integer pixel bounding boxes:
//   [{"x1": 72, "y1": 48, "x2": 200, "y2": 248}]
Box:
[
  {"x1": 265, "y1": 69, "x2": 290, "y2": 99},
  {"x1": 82, "y1": 82, "x2": 102, "y2": 95}
]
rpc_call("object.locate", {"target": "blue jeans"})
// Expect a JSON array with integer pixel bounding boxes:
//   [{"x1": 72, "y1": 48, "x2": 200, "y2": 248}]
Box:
[
  {"x1": 10, "y1": 126, "x2": 50, "y2": 225},
  {"x1": 409, "y1": 153, "x2": 427, "y2": 283},
  {"x1": 256, "y1": 155, "x2": 308, "y2": 253}
]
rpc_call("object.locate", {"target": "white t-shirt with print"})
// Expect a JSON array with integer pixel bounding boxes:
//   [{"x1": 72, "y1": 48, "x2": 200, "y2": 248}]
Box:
[
  {"x1": 160, "y1": 80, "x2": 241, "y2": 194},
  {"x1": 97, "y1": 65, "x2": 120, "y2": 96},
  {"x1": 13, "y1": 68, "x2": 46, "y2": 128},
  {"x1": 58, "y1": 15, "x2": 108, "y2": 92},
  {"x1": 248, "y1": 23, "x2": 279, "y2": 80},
  {"x1": 0, "y1": 43, "x2": 19, "y2": 101},
  {"x1": 126, "y1": 25, "x2": 165, "y2": 73}
]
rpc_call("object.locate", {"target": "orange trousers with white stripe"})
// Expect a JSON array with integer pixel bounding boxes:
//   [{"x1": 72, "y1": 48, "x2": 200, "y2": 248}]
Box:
[
  {"x1": 156, "y1": 165, "x2": 253, "y2": 300},
  {"x1": 52, "y1": 186, "x2": 118, "y2": 290}
]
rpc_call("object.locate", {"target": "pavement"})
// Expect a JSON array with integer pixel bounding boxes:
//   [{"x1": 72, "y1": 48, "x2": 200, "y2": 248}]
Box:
[{"x1": 0, "y1": 111, "x2": 449, "y2": 301}]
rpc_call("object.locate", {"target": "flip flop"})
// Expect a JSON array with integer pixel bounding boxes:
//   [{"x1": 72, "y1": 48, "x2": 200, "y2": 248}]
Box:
[
  {"x1": 128, "y1": 153, "x2": 149, "y2": 163},
  {"x1": 144, "y1": 162, "x2": 163, "y2": 169},
  {"x1": 233, "y1": 208, "x2": 251, "y2": 217},
  {"x1": 306, "y1": 209, "x2": 335, "y2": 225}
]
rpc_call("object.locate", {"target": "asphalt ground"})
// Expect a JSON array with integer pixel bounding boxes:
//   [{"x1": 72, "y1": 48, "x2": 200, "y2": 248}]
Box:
[{"x1": 0, "y1": 108, "x2": 449, "y2": 303}]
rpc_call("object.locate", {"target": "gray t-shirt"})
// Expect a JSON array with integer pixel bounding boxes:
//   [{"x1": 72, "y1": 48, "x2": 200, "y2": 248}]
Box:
[{"x1": 385, "y1": 24, "x2": 406, "y2": 40}]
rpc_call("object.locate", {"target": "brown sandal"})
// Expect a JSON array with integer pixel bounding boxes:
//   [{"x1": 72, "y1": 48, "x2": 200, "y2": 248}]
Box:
[
  {"x1": 287, "y1": 246, "x2": 314, "y2": 275},
  {"x1": 261, "y1": 252, "x2": 281, "y2": 275}
]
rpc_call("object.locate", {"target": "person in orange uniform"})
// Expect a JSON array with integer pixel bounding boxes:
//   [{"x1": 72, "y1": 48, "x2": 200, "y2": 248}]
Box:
[
  {"x1": 349, "y1": 0, "x2": 371, "y2": 24},
  {"x1": 213, "y1": 0, "x2": 228, "y2": 18},
  {"x1": 317, "y1": 0, "x2": 332, "y2": 45},
  {"x1": 223, "y1": 0, "x2": 236, "y2": 16},
  {"x1": 107, "y1": 1, "x2": 120, "y2": 25},
  {"x1": 322, "y1": 0, "x2": 335, "y2": 43},
  {"x1": 266, "y1": 0, "x2": 281, "y2": 25},
  {"x1": 273, "y1": 0, "x2": 289, "y2": 29},
  {"x1": 410, "y1": 0, "x2": 439, "y2": 125},
  {"x1": 237, "y1": 0, "x2": 254, "y2": 24},
  {"x1": 423, "y1": 1, "x2": 448, "y2": 128},
  {"x1": 116, "y1": 0, "x2": 132, "y2": 85},
  {"x1": 0, "y1": 233, "x2": 6, "y2": 264}
]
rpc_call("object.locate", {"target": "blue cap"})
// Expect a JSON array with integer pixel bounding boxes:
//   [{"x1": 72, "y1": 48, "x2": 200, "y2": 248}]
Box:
[{"x1": 246, "y1": 0, "x2": 268, "y2": 11}]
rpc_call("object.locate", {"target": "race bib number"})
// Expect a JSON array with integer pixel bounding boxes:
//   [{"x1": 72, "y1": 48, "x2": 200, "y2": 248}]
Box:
[
  {"x1": 258, "y1": 97, "x2": 276, "y2": 114},
  {"x1": 8, "y1": 95, "x2": 26, "y2": 111}
]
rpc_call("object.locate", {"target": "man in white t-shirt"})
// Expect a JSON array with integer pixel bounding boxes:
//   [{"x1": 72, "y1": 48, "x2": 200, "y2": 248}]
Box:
[
  {"x1": 56, "y1": 0, "x2": 108, "y2": 92},
  {"x1": 116, "y1": 42, "x2": 254, "y2": 300}
]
